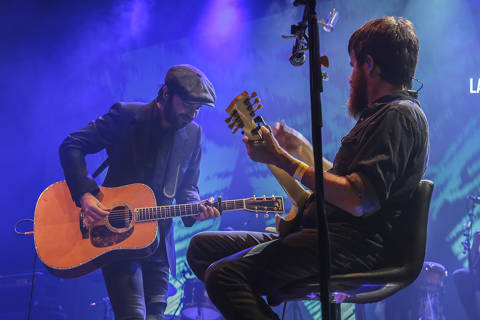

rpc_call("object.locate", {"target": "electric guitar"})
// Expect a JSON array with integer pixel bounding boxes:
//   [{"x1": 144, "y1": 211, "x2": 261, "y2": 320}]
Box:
[
  {"x1": 34, "y1": 181, "x2": 284, "y2": 278},
  {"x1": 225, "y1": 91, "x2": 312, "y2": 236}
]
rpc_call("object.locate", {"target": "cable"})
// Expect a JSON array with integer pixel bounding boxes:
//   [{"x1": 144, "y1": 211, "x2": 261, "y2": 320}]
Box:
[
  {"x1": 14, "y1": 218, "x2": 34, "y2": 235},
  {"x1": 26, "y1": 252, "x2": 38, "y2": 320},
  {"x1": 14, "y1": 218, "x2": 36, "y2": 320}
]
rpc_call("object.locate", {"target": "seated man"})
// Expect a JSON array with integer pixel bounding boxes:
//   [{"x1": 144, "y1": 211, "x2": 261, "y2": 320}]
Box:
[
  {"x1": 453, "y1": 230, "x2": 480, "y2": 320},
  {"x1": 187, "y1": 17, "x2": 429, "y2": 320}
]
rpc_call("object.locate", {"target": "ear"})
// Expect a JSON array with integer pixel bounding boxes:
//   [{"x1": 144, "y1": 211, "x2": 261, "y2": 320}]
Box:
[
  {"x1": 162, "y1": 85, "x2": 169, "y2": 99},
  {"x1": 365, "y1": 54, "x2": 380, "y2": 78},
  {"x1": 157, "y1": 85, "x2": 169, "y2": 104},
  {"x1": 366, "y1": 57, "x2": 372, "y2": 69}
]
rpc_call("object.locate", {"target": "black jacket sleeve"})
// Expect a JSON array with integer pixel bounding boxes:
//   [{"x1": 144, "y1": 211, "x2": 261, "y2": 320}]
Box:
[{"x1": 59, "y1": 103, "x2": 127, "y2": 203}]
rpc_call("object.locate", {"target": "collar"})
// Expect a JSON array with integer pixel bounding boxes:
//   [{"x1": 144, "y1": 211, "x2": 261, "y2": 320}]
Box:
[{"x1": 360, "y1": 90, "x2": 418, "y2": 119}]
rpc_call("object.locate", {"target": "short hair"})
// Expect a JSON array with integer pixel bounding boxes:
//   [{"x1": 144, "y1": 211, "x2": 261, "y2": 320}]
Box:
[{"x1": 348, "y1": 17, "x2": 419, "y2": 89}]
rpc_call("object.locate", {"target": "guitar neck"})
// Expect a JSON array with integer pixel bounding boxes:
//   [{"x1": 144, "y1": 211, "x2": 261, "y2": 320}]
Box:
[
  {"x1": 266, "y1": 164, "x2": 311, "y2": 209},
  {"x1": 135, "y1": 199, "x2": 247, "y2": 222}
]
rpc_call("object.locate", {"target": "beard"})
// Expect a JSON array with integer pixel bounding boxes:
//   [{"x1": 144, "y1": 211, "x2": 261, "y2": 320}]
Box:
[
  {"x1": 163, "y1": 95, "x2": 190, "y2": 130},
  {"x1": 347, "y1": 67, "x2": 368, "y2": 120}
]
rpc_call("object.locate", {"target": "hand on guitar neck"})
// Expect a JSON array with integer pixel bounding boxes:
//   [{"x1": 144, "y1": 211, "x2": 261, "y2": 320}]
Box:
[
  {"x1": 195, "y1": 197, "x2": 222, "y2": 221},
  {"x1": 79, "y1": 192, "x2": 220, "y2": 228}
]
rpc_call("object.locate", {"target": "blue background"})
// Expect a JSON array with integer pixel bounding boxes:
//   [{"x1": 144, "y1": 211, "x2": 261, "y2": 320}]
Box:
[{"x1": 1, "y1": 0, "x2": 480, "y2": 319}]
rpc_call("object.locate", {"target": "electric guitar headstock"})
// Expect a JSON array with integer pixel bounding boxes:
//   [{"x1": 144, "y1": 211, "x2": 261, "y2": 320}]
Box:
[{"x1": 225, "y1": 91, "x2": 265, "y2": 142}]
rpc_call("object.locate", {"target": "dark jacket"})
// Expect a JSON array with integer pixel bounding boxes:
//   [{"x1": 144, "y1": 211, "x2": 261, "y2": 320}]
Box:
[{"x1": 59, "y1": 101, "x2": 202, "y2": 275}]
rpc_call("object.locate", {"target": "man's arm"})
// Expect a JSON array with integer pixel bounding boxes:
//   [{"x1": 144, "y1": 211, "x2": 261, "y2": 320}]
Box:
[
  {"x1": 59, "y1": 103, "x2": 126, "y2": 201},
  {"x1": 272, "y1": 121, "x2": 332, "y2": 171},
  {"x1": 243, "y1": 126, "x2": 364, "y2": 217},
  {"x1": 59, "y1": 103, "x2": 126, "y2": 226}
]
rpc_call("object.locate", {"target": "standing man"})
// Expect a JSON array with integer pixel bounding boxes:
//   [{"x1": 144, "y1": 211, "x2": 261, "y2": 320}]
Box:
[
  {"x1": 187, "y1": 17, "x2": 429, "y2": 320},
  {"x1": 60, "y1": 64, "x2": 220, "y2": 320}
]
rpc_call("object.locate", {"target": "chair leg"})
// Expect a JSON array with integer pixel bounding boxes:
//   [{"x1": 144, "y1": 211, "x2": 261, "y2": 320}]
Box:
[
  {"x1": 282, "y1": 302, "x2": 287, "y2": 320},
  {"x1": 329, "y1": 302, "x2": 341, "y2": 320}
]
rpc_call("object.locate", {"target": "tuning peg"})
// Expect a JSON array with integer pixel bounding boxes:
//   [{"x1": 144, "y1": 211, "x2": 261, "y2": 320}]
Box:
[
  {"x1": 254, "y1": 103, "x2": 263, "y2": 112},
  {"x1": 251, "y1": 91, "x2": 258, "y2": 99},
  {"x1": 232, "y1": 127, "x2": 240, "y2": 134},
  {"x1": 228, "y1": 123, "x2": 235, "y2": 130},
  {"x1": 320, "y1": 55, "x2": 330, "y2": 68},
  {"x1": 253, "y1": 97, "x2": 261, "y2": 105},
  {"x1": 225, "y1": 116, "x2": 232, "y2": 123}
]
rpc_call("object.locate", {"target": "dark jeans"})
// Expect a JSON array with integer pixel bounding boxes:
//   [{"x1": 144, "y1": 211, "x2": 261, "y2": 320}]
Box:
[
  {"x1": 102, "y1": 246, "x2": 170, "y2": 320},
  {"x1": 187, "y1": 229, "x2": 370, "y2": 320},
  {"x1": 453, "y1": 268, "x2": 480, "y2": 320}
]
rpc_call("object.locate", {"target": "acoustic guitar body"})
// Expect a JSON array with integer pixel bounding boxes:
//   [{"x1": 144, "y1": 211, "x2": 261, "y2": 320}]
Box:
[{"x1": 34, "y1": 181, "x2": 159, "y2": 278}]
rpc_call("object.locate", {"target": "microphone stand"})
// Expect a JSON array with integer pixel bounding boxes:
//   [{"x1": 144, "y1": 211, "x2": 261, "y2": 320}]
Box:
[{"x1": 292, "y1": 1, "x2": 331, "y2": 319}]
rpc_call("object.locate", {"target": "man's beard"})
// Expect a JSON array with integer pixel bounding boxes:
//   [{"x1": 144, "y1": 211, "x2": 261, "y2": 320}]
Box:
[
  {"x1": 347, "y1": 68, "x2": 368, "y2": 120},
  {"x1": 164, "y1": 95, "x2": 186, "y2": 130}
]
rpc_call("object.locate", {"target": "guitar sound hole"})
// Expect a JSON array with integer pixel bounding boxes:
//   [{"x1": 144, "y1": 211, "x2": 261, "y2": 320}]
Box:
[{"x1": 108, "y1": 205, "x2": 132, "y2": 229}]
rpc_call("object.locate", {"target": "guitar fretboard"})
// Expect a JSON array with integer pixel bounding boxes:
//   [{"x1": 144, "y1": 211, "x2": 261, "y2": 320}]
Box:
[{"x1": 135, "y1": 200, "x2": 247, "y2": 222}]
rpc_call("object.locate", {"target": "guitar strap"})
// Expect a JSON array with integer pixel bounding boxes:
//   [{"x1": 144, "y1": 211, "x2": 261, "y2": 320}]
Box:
[{"x1": 92, "y1": 158, "x2": 110, "y2": 178}]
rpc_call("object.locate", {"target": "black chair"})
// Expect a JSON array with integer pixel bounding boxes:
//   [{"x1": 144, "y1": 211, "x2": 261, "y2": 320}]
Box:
[{"x1": 267, "y1": 179, "x2": 434, "y2": 320}]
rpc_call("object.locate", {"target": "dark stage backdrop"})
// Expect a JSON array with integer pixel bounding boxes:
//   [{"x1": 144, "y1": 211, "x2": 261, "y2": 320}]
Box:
[{"x1": 1, "y1": 0, "x2": 479, "y2": 319}]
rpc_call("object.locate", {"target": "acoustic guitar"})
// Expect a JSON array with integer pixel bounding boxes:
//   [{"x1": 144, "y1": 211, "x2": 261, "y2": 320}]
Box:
[
  {"x1": 225, "y1": 91, "x2": 312, "y2": 236},
  {"x1": 34, "y1": 181, "x2": 284, "y2": 278}
]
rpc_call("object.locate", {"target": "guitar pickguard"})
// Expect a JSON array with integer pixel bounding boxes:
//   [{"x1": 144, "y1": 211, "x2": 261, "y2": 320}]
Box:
[{"x1": 90, "y1": 225, "x2": 134, "y2": 248}]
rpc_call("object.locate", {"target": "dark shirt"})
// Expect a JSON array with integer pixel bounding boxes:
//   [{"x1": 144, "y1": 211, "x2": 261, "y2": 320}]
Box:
[{"x1": 327, "y1": 90, "x2": 429, "y2": 270}]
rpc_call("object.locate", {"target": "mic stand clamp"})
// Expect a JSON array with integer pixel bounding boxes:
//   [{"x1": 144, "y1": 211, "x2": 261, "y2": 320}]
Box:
[{"x1": 282, "y1": 15, "x2": 309, "y2": 67}]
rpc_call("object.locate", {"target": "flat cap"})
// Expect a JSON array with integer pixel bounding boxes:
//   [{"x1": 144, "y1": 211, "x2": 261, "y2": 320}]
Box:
[{"x1": 165, "y1": 64, "x2": 216, "y2": 107}]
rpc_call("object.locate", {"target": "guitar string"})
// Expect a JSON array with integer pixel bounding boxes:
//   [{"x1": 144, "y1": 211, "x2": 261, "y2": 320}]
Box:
[
  {"x1": 101, "y1": 203, "x2": 278, "y2": 215},
  {"x1": 89, "y1": 203, "x2": 280, "y2": 223},
  {"x1": 102, "y1": 211, "x2": 278, "y2": 223},
  {"x1": 91, "y1": 200, "x2": 278, "y2": 215}
]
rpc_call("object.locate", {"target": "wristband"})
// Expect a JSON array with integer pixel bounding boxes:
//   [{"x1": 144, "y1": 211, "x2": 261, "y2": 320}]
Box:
[{"x1": 293, "y1": 161, "x2": 309, "y2": 182}]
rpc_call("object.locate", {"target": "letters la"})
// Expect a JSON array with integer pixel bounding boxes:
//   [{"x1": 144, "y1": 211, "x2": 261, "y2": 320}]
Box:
[{"x1": 470, "y1": 78, "x2": 480, "y2": 94}]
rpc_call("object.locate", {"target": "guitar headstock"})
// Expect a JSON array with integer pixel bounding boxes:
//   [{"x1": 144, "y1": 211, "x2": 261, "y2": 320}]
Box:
[
  {"x1": 225, "y1": 91, "x2": 264, "y2": 141},
  {"x1": 244, "y1": 195, "x2": 284, "y2": 214}
]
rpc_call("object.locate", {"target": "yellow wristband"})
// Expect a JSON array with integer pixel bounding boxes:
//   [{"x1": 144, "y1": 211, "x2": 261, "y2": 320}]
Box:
[{"x1": 293, "y1": 161, "x2": 309, "y2": 182}]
